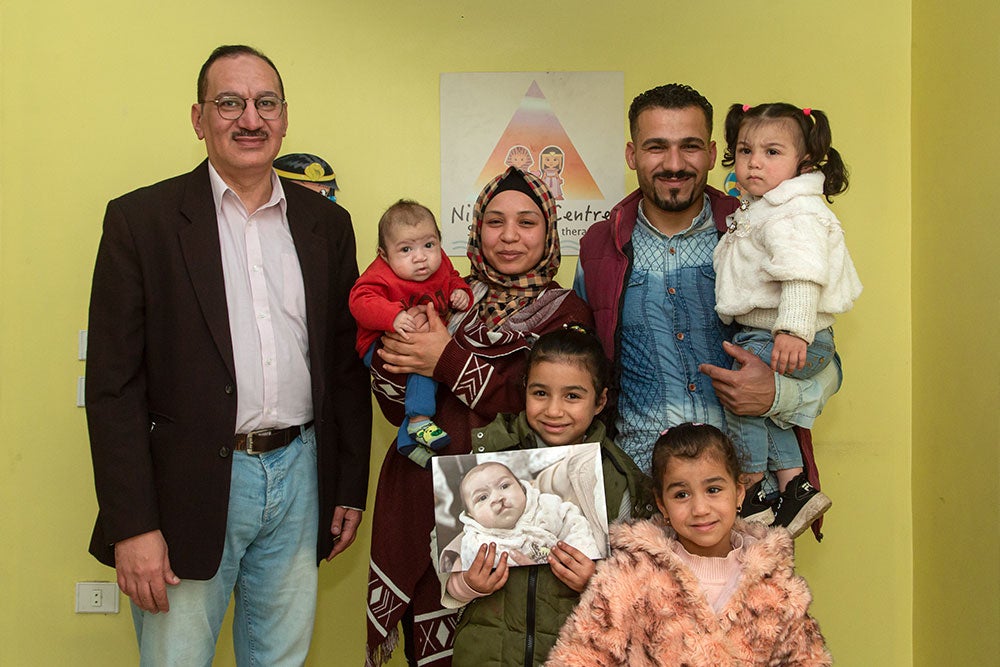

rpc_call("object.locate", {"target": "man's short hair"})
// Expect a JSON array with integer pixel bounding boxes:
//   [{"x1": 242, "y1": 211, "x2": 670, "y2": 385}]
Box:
[
  {"x1": 196, "y1": 45, "x2": 284, "y2": 102},
  {"x1": 628, "y1": 83, "x2": 713, "y2": 139},
  {"x1": 377, "y1": 199, "x2": 439, "y2": 250}
]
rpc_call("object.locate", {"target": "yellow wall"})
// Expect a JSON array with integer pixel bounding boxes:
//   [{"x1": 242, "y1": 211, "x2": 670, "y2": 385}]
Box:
[
  {"x1": 0, "y1": 1, "x2": 918, "y2": 664},
  {"x1": 911, "y1": 1, "x2": 1000, "y2": 664}
]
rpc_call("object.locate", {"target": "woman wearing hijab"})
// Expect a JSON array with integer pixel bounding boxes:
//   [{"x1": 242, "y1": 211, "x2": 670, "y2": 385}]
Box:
[{"x1": 365, "y1": 168, "x2": 593, "y2": 667}]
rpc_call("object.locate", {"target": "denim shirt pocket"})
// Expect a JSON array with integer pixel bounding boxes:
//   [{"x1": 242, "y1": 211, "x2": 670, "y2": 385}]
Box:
[{"x1": 621, "y1": 268, "x2": 648, "y2": 329}]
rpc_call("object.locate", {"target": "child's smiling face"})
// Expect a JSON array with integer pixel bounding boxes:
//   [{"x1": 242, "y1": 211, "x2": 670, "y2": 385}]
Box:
[
  {"x1": 461, "y1": 462, "x2": 528, "y2": 529},
  {"x1": 655, "y1": 453, "x2": 745, "y2": 557},
  {"x1": 525, "y1": 358, "x2": 606, "y2": 447}
]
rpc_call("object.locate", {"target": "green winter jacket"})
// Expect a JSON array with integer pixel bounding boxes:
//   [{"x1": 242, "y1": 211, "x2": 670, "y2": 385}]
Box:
[{"x1": 452, "y1": 413, "x2": 653, "y2": 666}]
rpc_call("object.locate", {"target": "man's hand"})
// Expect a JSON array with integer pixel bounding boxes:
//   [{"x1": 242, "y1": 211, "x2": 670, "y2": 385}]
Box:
[
  {"x1": 771, "y1": 332, "x2": 807, "y2": 375},
  {"x1": 548, "y1": 541, "x2": 596, "y2": 593},
  {"x1": 114, "y1": 529, "x2": 180, "y2": 613},
  {"x1": 699, "y1": 341, "x2": 776, "y2": 417},
  {"x1": 325, "y1": 506, "x2": 362, "y2": 561}
]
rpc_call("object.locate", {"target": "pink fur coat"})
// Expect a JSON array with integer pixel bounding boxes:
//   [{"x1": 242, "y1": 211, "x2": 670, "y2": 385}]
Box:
[{"x1": 546, "y1": 520, "x2": 831, "y2": 666}]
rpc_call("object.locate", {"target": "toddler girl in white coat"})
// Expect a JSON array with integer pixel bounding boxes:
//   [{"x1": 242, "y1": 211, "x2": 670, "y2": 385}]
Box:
[{"x1": 713, "y1": 102, "x2": 862, "y2": 538}]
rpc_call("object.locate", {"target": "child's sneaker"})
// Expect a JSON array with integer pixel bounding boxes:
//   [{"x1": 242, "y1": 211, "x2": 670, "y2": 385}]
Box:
[
  {"x1": 405, "y1": 444, "x2": 434, "y2": 469},
  {"x1": 772, "y1": 472, "x2": 832, "y2": 538},
  {"x1": 397, "y1": 420, "x2": 435, "y2": 469},
  {"x1": 408, "y1": 419, "x2": 450, "y2": 450},
  {"x1": 739, "y1": 479, "x2": 775, "y2": 525}
]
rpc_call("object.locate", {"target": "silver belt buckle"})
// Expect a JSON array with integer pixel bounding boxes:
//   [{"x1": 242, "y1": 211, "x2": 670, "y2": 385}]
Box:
[{"x1": 245, "y1": 428, "x2": 274, "y2": 455}]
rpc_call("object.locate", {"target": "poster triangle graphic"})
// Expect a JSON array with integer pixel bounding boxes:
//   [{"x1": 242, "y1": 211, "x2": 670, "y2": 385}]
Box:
[{"x1": 475, "y1": 81, "x2": 604, "y2": 200}]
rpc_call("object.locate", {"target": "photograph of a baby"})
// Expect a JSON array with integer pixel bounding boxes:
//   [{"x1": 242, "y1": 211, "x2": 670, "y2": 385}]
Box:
[{"x1": 432, "y1": 442, "x2": 608, "y2": 572}]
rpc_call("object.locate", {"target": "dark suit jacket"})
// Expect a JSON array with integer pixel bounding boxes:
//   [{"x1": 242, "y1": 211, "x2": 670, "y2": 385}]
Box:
[{"x1": 85, "y1": 160, "x2": 372, "y2": 578}]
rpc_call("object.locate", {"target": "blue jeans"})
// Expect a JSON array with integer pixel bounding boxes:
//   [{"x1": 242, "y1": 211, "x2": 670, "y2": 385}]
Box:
[
  {"x1": 726, "y1": 327, "x2": 835, "y2": 473},
  {"x1": 131, "y1": 427, "x2": 319, "y2": 666}
]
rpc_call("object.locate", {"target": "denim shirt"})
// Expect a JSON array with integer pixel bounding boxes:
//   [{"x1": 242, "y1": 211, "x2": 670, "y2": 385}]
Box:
[{"x1": 615, "y1": 197, "x2": 734, "y2": 472}]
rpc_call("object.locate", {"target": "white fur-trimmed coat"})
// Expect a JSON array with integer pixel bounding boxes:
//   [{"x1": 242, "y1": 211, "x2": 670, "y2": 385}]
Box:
[
  {"x1": 713, "y1": 171, "x2": 862, "y2": 342},
  {"x1": 545, "y1": 520, "x2": 831, "y2": 666}
]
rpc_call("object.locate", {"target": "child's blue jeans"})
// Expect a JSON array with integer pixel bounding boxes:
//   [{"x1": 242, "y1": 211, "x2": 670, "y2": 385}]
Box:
[{"x1": 726, "y1": 327, "x2": 835, "y2": 473}]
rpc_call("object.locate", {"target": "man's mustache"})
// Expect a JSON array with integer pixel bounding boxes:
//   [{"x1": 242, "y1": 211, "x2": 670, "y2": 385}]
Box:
[{"x1": 654, "y1": 170, "x2": 695, "y2": 180}]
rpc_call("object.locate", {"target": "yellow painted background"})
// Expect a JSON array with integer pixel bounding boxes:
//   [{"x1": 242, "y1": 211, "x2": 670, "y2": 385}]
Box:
[
  {"x1": 0, "y1": 1, "x2": 994, "y2": 665},
  {"x1": 911, "y1": 0, "x2": 1000, "y2": 664}
]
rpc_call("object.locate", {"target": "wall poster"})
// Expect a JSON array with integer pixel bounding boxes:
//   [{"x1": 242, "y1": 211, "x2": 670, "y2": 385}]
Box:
[{"x1": 440, "y1": 71, "x2": 625, "y2": 256}]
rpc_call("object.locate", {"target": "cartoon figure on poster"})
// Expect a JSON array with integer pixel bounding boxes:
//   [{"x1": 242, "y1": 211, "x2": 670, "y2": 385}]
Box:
[
  {"x1": 538, "y1": 144, "x2": 565, "y2": 200},
  {"x1": 503, "y1": 145, "x2": 535, "y2": 173}
]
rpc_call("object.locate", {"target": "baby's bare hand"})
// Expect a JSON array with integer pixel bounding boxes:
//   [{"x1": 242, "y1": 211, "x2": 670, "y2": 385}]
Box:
[
  {"x1": 772, "y1": 333, "x2": 808, "y2": 375},
  {"x1": 450, "y1": 289, "x2": 471, "y2": 311},
  {"x1": 405, "y1": 306, "x2": 430, "y2": 333},
  {"x1": 392, "y1": 311, "x2": 416, "y2": 337}
]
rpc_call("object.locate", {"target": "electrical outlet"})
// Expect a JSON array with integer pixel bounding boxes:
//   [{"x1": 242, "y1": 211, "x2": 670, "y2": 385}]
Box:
[
  {"x1": 76, "y1": 376, "x2": 86, "y2": 408},
  {"x1": 78, "y1": 329, "x2": 88, "y2": 360},
  {"x1": 75, "y1": 582, "x2": 119, "y2": 614}
]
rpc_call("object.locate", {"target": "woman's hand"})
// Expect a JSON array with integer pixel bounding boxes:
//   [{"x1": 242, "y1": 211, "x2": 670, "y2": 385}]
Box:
[
  {"x1": 463, "y1": 542, "x2": 509, "y2": 595},
  {"x1": 378, "y1": 304, "x2": 452, "y2": 376},
  {"x1": 548, "y1": 541, "x2": 596, "y2": 593}
]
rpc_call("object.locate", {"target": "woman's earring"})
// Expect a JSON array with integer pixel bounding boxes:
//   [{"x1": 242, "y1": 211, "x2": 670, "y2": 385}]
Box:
[{"x1": 737, "y1": 505, "x2": 742, "y2": 513}]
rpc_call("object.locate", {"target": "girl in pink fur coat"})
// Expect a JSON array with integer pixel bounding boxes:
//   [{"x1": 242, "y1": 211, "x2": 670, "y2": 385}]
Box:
[{"x1": 546, "y1": 423, "x2": 831, "y2": 666}]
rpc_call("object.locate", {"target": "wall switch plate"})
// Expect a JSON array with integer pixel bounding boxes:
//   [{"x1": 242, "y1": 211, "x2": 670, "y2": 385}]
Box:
[
  {"x1": 78, "y1": 330, "x2": 88, "y2": 360},
  {"x1": 75, "y1": 582, "x2": 119, "y2": 614},
  {"x1": 76, "y1": 376, "x2": 86, "y2": 408}
]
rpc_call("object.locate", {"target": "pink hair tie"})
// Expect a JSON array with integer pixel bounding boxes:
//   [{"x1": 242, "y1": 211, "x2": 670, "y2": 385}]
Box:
[
  {"x1": 803, "y1": 107, "x2": 812, "y2": 116},
  {"x1": 742, "y1": 104, "x2": 751, "y2": 112}
]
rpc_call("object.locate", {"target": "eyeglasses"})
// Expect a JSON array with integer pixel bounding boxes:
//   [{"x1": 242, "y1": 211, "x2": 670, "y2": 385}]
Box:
[{"x1": 201, "y1": 95, "x2": 286, "y2": 120}]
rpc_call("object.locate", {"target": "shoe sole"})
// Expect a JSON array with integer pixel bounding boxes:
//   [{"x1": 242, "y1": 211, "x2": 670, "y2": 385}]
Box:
[
  {"x1": 741, "y1": 507, "x2": 775, "y2": 525},
  {"x1": 785, "y1": 493, "x2": 832, "y2": 538}
]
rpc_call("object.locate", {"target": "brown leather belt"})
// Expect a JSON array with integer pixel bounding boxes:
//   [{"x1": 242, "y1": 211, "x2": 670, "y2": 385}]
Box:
[{"x1": 234, "y1": 422, "x2": 312, "y2": 455}]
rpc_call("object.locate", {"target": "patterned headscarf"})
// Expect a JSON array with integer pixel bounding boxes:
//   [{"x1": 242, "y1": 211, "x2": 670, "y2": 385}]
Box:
[{"x1": 467, "y1": 167, "x2": 561, "y2": 330}]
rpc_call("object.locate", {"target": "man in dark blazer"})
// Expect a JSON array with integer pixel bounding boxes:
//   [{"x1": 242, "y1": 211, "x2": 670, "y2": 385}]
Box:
[{"x1": 85, "y1": 44, "x2": 372, "y2": 664}]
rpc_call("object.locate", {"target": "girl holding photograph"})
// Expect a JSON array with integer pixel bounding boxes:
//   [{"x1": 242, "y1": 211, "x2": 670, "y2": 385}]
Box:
[{"x1": 443, "y1": 325, "x2": 653, "y2": 666}]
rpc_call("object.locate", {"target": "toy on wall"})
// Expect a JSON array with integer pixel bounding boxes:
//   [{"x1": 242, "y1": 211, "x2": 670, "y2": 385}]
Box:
[{"x1": 274, "y1": 153, "x2": 340, "y2": 202}]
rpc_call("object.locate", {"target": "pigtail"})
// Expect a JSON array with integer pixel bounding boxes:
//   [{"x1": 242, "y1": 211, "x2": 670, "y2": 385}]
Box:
[
  {"x1": 720, "y1": 103, "x2": 747, "y2": 168},
  {"x1": 803, "y1": 109, "x2": 849, "y2": 200}
]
